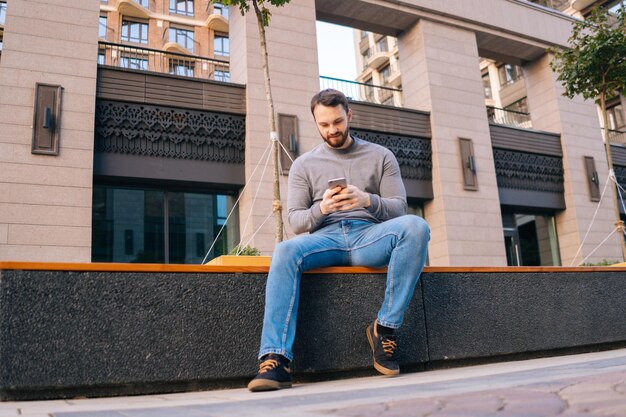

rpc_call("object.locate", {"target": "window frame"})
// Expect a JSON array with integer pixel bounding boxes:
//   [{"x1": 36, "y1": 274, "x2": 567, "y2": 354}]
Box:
[
  {"x1": 121, "y1": 18, "x2": 149, "y2": 45},
  {"x1": 169, "y1": 25, "x2": 195, "y2": 52},
  {"x1": 170, "y1": 0, "x2": 194, "y2": 16},
  {"x1": 214, "y1": 33, "x2": 229, "y2": 56}
]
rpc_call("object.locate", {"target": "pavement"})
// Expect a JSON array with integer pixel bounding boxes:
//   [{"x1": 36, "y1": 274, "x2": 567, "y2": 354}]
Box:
[{"x1": 1, "y1": 349, "x2": 625, "y2": 417}]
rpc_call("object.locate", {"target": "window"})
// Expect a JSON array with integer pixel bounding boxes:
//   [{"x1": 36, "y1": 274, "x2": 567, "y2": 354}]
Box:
[
  {"x1": 360, "y1": 30, "x2": 369, "y2": 39},
  {"x1": 380, "y1": 64, "x2": 391, "y2": 85},
  {"x1": 363, "y1": 77, "x2": 375, "y2": 102},
  {"x1": 498, "y1": 63, "x2": 522, "y2": 87},
  {"x1": 214, "y1": 69, "x2": 230, "y2": 82},
  {"x1": 170, "y1": 0, "x2": 194, "y2": 16},
  {"x1": 502, "y1": 212, "x2": 561, "y2": 266},
  {"x1": 376, "y1": 38, "x2": 388, "y2": 53},
  {"x1": 121, "y1": 55, "x2": 148, "y2": 70},
  {"x1": 213, "y1": 2, "x2": 228, "y2": 19},
  {"x1": 169, "y1": 60, "x2": 194, "y2": 77},
  {"x1": 361, "y1": 50, "x2": 369, "y2": 70},
  {"x1": 214, "y1": 34, "x2": 229, "y2": 56},
  {"x1": 0, "y1": 1, "x2": 6, "y2": 25},
  {"x1": 169, "y1": 26, "x2": 194, "y2": 52},
  {"x1": 607, "y1": 102, "x2": 625, "y2": 130},
  {"x1": 133, "y1": 0, "x2": 149, "y2": 7},
  {"x1": 92, "y1": 185, "x2": 239, "y2": 263},
  {"x1": 482, "y1": 72, "x2": 492, "y2": 99},
  {"x1": 98, "y1": 50, "x2": 106, "y2": 65},
  {"x1": 121, "y1": 19, "x2": 148, "y2": 44},
  {"x1": 99, "y1": 16, "x2": 107, "y2": 39}
]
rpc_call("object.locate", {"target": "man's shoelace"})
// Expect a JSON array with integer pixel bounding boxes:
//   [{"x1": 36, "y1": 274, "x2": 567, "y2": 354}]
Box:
[
  {"x1": 382, "y1": 338, "x2": 397, "y2": 357},
  {"x1": 259, "y1": 358, "x2": 279, "y2": 373}
]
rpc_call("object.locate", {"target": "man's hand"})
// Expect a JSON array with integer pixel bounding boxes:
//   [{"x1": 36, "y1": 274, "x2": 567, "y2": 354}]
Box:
[{"x1": 320, "y1": 185, "x2": 371, "y2": 214}]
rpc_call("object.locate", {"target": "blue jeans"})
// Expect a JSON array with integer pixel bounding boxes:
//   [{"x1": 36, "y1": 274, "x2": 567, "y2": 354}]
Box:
[{"x1": 258, "y1": 215, "x2": 430, "y2": 361}]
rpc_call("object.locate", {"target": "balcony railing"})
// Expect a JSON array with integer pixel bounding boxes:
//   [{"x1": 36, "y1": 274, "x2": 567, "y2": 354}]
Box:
[
  {"x1": 608, "y1": 129, "x2": 626, "y2": 146},
  {"x1": 487, "y1": 106, "x2": 532, "y2": 129},
  {"x1": 320, "y1": 76, "x2": 402, "y2": 107},
  {"x1": 98, "y1": 41, "x2": 230, "y2": 82}
]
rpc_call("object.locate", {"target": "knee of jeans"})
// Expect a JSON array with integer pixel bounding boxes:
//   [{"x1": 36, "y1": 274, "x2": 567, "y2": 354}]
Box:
[
  {"x1": 272, "y1": 239, "x2": 303, "y2": 263},
  {"x1": 403, "y1": 215, "x2": 430, "y2": 241}
]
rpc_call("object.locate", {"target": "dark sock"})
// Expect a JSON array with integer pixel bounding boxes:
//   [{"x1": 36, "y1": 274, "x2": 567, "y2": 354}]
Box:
[
  {"x1": 264, "y1": 353, "x2": 289, "y2": 365},
  {"x1": 376, "y1": 323, "x2": 395, "y2": 336}
]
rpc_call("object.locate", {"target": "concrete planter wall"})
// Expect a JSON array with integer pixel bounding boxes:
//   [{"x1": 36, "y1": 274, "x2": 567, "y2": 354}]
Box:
[{"x1": 0, "y1": 264, "x2": 624, "y2": 400}]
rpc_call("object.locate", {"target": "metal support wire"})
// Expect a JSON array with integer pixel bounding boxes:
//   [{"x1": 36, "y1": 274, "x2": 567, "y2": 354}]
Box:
[
  {"x1": 570, "y1": 173, "x2": 612, "y2": 266},
  {"x1": 201, "y1": 141, "x2": 272, "y2": 264}
]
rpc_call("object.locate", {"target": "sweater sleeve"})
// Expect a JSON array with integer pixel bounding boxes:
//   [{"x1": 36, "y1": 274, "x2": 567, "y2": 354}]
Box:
[
  {"x1": 366, "y1": 150, "x2": 407, "y2": 220},
  {"x1": 287, "y1": 159, "x2": 326, "y2": 234}
]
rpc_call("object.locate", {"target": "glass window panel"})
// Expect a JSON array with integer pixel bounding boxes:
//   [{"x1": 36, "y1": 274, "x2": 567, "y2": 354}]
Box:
[
  {"x1": 170, "y1": 27, "x2": 194, "y2": 52},
  {"x1": 502, "y1": 212, "x2": 561, "y2": 266},
  {"x1": 168, "y1": 192, "x2": 237, "y2": 264},
  {"x1": 121, "y1": 56, "x2": 148, "y2": 70},
  {"x1": 608, "y1": 103, "x2": 625, "y2": 130},
  {"x1": 169, "y1": 60, "x2": 194, "y2": 77},
  {"x1": 380, "y1": 65, "x2": 391, "y2": 84},
  {"x1": 214, "y1": 3, "x2": 228, "y2": 18},
  {"x1": 214, "y1": 70, "x2": 230, "y2": 82},
  {"x1": 0, "y1": 1, "x2": 6, "y2": 26},
  {"x1": 482, "y1": 73, "x2": 492, "y2": 99},
  {"x1": 170, "y1": 0, "x2": 193, "y2": 16},
  {"x1": 99, "y1": 16, "x2": 107, "y2": 39},
  {"x1": 92, "y1": 186, "x2": 165, "y2": 263},
  {"x1": 122, "y1": 20, "x2": 148, "y2": 44},
  {"x1": 93, "y1": 185, "x2": 238, "y2": 264},
  {"x1": 214, "y1": 35, "x2": 229, "y2": 56}
]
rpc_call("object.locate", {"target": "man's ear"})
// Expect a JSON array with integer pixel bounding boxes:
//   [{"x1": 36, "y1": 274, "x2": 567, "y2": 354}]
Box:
[{"x1": 347, "y1": 108, "x2": 353, "y2": 121}]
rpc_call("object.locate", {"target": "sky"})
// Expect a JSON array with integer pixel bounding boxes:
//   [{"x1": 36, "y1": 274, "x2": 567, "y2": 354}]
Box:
[{"x1": 315, "y1": 21, "x2": 358, "y2": 81}]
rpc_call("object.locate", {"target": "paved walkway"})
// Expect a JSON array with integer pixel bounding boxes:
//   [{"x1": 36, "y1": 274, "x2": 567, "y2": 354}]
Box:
[{"x1": 1, "y1": 349, "x2": 625, "y2": 417}]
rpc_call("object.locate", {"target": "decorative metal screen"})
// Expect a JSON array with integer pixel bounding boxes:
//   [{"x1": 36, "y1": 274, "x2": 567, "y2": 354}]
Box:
[
  {"x1": 95, "y1": 100, "x2": 245, "y2": 164},
  {"x1": 493, "y1": 148, "x2": 564, "y2": 193},
  {"x1": 351, "y1": 129, "x2": 432, "y2": 182}
]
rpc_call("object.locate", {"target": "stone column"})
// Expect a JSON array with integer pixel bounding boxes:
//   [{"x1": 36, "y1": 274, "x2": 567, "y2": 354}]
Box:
[
  {"x1": 398, "y1": 20, "x2": 507, "y2": 266},
  {"x1": 0, "y1": 0, "x2": 99, "y2": 261},
  {"x1": 523, "y1": 54, "x2": 622, "y2": 265},
  {"x1": 228, "y1": 0, "x2": 321, "y2": 254}
]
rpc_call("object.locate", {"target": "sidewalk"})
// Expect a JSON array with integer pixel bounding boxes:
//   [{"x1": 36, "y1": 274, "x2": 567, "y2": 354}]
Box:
[{"x1": 1, "y1": 349, "x2": 625, "y2": 417}]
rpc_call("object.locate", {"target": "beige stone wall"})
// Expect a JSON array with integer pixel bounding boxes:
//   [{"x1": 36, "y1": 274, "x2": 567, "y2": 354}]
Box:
[
  {"x1": 229, "y1": 0, "x2": 320, "y2": 254},
  {"x1": 523, "y1": 54, "x2": 622, "y2": 265},
  {"x1": 398, "y1": 19, "x2": 507, "y2": 266},
  {"x1": 0, "y1": 0, "x2": 100, "y2": 261}
]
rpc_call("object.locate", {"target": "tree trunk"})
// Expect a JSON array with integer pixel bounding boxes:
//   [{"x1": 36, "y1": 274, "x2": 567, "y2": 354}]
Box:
[
  {"x1": 252, "y1": 0, "x2": 283, "y2": 244},
  {"x1": 600, "y1": 92, "x2": 626, "y2": 262}
]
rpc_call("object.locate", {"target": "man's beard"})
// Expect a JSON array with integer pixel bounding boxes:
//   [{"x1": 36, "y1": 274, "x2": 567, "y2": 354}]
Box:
[{"x1": 323, "y1": 129, "x2": 350, "y2": 149}]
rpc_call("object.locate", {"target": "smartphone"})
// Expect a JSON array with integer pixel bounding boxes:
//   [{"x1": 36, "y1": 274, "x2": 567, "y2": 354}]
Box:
[{"x1": 327, "y1": 177, "x2": 348, "y2": 189}]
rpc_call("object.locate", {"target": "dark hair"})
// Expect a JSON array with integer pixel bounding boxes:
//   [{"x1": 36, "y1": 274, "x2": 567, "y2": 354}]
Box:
[{"x1": 310, "y1": 89, "x2": 349, "y2": 115}]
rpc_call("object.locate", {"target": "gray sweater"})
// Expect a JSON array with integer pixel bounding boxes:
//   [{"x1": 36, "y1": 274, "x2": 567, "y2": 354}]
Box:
[{"x1": 287, "y1": 136, "x2": 407, "y2": 234}]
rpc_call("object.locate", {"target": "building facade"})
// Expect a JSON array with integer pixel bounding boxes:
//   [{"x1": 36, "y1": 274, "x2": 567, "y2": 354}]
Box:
[
  {"x1": 352, "y1": 0, "x2": 626, "y2": 266},
  {"x1": 1, "y1": 0, "x2": 625, "y2": 266}
]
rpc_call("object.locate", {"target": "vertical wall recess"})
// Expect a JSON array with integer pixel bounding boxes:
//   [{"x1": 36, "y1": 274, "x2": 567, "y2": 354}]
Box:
[
  {"x1": 459, "y1": 137, "x2": 478, "y2": 191},
  {"x1": 32, "y1": 83, "x2": 63, "y2": 155},
  {"x1": 583, "y1": 156, "x2": 601, "y2": 202}
]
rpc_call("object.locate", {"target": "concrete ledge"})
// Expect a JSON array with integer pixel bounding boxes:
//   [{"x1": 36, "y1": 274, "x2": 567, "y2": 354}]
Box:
[{"x1": 0, "y1": 263, "x2": 624, "y2": 400}]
